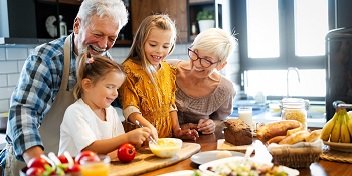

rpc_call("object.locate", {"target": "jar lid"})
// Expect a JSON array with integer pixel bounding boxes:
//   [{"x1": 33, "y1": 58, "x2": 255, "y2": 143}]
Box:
[{"x1": 281, "y1": 98, "x2": 306, "y2": 108}]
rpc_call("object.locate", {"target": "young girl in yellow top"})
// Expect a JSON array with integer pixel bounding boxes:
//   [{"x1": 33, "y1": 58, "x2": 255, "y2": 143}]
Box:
[{"x1": 119, "y1": 14, "x2": 198, "y2": 140}]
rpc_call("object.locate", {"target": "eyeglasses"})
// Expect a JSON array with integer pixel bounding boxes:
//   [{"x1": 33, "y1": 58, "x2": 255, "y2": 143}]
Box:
[{"x1": 188, "y1": 48, "x2": 219, "y2": 68}]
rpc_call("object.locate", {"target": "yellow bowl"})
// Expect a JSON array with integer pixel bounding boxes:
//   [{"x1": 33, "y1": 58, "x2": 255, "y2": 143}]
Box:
[{"x1": 149, "y1": 138, "x2": 182, "y2": 158}]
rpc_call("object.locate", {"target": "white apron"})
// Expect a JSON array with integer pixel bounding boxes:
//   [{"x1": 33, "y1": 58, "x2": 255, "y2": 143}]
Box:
[{"x1": 4, "y1": 35, "x2": 75, "y2": 175}]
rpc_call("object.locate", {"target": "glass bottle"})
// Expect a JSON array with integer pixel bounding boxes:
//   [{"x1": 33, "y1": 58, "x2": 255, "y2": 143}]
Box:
[
  {"x1": 281, "y1": 98, "x2": 308, "y2": 130},
  {"x1": 59, "y1": 15, "x2": 67, "y2": 37}
]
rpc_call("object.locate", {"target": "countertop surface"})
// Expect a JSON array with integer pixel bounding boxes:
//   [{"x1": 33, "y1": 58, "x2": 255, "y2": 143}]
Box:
[{"x1": 229, "y1": 111, "x2": 326, "y2": 128}]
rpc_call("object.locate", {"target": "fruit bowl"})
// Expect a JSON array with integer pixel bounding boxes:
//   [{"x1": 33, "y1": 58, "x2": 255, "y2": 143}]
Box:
[
  {"x1": 323, "y1": 141, "x2": 352, "y2": 153},
  {"x1": 149, "y1": 138, "x2": 182, "y2": 158}
]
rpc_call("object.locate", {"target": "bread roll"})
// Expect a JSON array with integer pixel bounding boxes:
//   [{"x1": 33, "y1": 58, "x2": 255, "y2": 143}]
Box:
[
  {"x1": 267, "y1": 135, "x2": 286, "y2": 144},
  {"x1": 286, "y1": 123, "x2": 303, "y2": 136},
  {"x1": 279, "y1": 130, "x2": 310, "y2": 145},
  {"x1": 256, "y1": 120, "x2": 301, "y2": 143},
  {"x1": 305, "y1": 129, "x2": 322, "y2": 142}
]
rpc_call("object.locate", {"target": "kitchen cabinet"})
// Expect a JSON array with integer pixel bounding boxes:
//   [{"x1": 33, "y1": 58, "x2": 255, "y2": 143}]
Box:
[
  {"x1": 131, "y1": 0, "x2": 188, "y2": 43},
  {"x1": 1, "y1": 0, "x2": 132, "y2": 46},
  {"x1": 188, "y1": 0, "x2": 231, "y2": 40},
  {"x1": 34, "y1": 0, "x2": 132, "y2": 46},
  {"x1": 35, "y1": 0, "x2": 80, "y2": 39}
]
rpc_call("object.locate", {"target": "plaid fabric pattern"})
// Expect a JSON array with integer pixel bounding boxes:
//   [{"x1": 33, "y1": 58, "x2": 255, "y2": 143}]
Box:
[{"x1": 3, "y1": 36, "x2": 77, "y2": 161}]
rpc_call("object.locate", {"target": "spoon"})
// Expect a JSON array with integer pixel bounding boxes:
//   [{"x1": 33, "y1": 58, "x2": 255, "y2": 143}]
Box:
[{"x1": 135, "y1": 120, "x2": 158, "y2": 145}]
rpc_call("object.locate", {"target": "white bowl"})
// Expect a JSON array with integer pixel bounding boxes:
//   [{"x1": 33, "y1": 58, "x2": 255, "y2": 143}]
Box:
[{"x1": 149, "y1": 138, "x2": 182, "y2": 158}]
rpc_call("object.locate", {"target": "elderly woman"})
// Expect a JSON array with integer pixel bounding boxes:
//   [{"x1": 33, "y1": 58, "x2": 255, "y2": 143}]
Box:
[{"x1": 169, "y1": 28, "x2": 237, "y2": 135}]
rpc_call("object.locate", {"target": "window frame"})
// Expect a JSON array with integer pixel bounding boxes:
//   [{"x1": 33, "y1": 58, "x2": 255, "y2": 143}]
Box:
[{"x1": 232, "y1": 0, "x2": 336, "y2": 100}]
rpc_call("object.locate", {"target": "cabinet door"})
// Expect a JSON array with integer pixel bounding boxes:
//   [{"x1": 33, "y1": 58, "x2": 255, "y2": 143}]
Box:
[{"x1": 131, "y1": 0, "x2": 188, "y2": 43}]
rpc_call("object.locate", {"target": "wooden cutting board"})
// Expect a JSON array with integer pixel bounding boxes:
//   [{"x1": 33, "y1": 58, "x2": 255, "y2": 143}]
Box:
[
  {"x1": 109, "y1": 142, "x2": 201, "y2": 176},
  {"x1": 217, "y1": 139, "x2": 251, "y2": 152}
]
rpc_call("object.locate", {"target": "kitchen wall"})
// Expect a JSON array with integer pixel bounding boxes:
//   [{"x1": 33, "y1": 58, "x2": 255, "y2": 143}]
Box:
[{"x1": 0, "y1": 43, "x2": 240, "y2": 114}]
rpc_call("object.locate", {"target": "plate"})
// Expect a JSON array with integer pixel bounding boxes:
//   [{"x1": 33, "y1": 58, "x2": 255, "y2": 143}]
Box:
[
  {"x1": 323, "y1": 141, "x2": 352, "y2": 153},
  {"x1": 199, "y1": 156, "x2": 299, "y2": 176},
  {"x1": 200, "y1": 157, "x2": 300, "y2": 176},
  {"x1": 158, "y1": 170, "x2": 194, "y2": 176},
  {"x1": 191, "y1": 150, "x2": 244, "y2": 165}
]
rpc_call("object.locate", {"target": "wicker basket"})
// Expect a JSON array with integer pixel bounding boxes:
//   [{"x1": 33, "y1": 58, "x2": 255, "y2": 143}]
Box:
[{"x1": 268, "y1": 140, "x2": 323, "y2": 168}]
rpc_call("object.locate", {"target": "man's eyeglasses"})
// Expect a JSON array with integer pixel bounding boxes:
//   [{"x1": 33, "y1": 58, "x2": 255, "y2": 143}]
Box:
[{"x1": 188, "y1": 48, "x2": 219, "y2": 68}]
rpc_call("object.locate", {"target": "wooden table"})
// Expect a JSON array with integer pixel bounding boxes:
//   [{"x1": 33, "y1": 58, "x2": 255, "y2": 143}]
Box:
[{"x1": 140, "y1": 127, "x2": 352, "y2": 176}]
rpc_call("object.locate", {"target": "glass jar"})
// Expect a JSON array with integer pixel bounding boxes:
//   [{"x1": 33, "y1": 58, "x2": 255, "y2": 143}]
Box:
[{"x1": 281, "y1": 98, "x2": 308, "y2": 130}]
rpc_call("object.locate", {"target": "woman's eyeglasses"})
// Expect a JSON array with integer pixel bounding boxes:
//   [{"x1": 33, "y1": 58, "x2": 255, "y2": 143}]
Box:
[{"x1": 188, "y1": 48, "x2": 219, "y2": 68}]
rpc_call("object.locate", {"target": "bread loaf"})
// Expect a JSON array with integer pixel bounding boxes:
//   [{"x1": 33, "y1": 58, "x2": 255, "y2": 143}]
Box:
[
  {"x1": 256, "y1": 120, "x2": 301, "y2": 143},
  {"x1": 224, "y1": 119, "x2": 253, "y2": 146}
]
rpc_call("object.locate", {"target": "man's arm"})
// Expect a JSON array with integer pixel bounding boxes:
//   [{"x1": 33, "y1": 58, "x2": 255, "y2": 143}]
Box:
[{"x1": 8, "y1": 49, "x2": 62, "y2": 162}]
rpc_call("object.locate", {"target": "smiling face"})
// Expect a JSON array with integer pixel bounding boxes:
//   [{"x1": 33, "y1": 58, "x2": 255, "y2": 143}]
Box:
[
  {"x1": 82, "y1": 71, "x2": 124, "y2": 109},
  {"x1": 144, "y1": 28, "x2": 173, "y2": 66},
  {"x1": 74, "y1": 15, "x2": 120, "y2": 56},
  {"x1": 189, "y1": 48, "x2": 221, "y2": 78}
]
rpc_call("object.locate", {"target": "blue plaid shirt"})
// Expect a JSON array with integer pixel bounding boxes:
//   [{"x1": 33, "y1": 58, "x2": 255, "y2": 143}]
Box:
[{"x1": 2, "y1": 36, "x2": 77, "y2": 161}]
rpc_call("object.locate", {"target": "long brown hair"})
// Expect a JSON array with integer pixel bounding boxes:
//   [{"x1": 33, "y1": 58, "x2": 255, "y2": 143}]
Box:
[
  {"x1": 73, "y1": 54, "x2": 125, "y2": 100},
  {"x1": 126, "y1": 14, "x2": 177, "y2": 87}
]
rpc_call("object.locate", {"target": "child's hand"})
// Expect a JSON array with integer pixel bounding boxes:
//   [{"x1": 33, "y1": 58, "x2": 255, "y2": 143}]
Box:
[
  {"x1": 174, "y1": 128, "x2": 199, "y2": 141},
  {"x1": 147, "y1": 124, "x2": 159, "y2": 142},
  {"x1": 127, "y1": 127, "x2": 151, "y2": 146},
  {"x1": 197, "y1": 119, "x2": 215, "y2": 134}
]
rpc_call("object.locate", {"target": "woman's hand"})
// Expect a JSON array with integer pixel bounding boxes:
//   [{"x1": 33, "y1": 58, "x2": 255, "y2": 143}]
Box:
[
  {"x1": 174, "y1": 128, "x2": 199, "y2": 141},
  {"x1": 197, "y1": 119, "x2": 216, "y2": 134}
]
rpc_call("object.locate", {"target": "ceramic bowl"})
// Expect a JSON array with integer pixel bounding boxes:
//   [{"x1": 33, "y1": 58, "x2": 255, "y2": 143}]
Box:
[{"x1": 149, "y1": 138, "x2": 182, "y2": 158}]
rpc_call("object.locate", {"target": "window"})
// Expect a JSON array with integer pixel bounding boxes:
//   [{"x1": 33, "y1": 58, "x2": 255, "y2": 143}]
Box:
[
  {"x1": 236, "y1": 0, "x2": 334, "y2": 100},
  {"x1": 246, "y1": 0, "x2": 279, "y2": 58}
]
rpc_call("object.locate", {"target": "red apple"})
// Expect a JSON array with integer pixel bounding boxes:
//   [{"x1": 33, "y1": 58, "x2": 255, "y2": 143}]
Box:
[{"x1": 118, "y1": 143, "x2": 136, "y2": 163}]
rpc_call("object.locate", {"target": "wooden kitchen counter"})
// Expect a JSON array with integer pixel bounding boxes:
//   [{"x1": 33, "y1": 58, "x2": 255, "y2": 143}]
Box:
[{"x1": 139, "y1": 126, "x2": 352, "y2": 176}]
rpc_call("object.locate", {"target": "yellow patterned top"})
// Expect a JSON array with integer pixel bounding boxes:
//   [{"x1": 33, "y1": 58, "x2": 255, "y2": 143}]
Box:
[{"x1": 119, "y1": 58, "x2": 177, "y2": 137}]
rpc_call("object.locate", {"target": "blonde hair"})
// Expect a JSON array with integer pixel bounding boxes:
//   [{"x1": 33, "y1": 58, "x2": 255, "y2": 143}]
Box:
[
  {"x1": 126, "y1": 14, "x2": 177, "y2": 86},
  {"x1": 191, "y1": 28, "x2": 238, "y2": 63},
  {"x1": 73, "y1": 54, "x2": 125, "y2": 99}
]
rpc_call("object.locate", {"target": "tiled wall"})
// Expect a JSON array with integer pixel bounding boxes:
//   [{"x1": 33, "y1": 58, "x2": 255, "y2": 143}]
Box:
[{"x1": 0, "y1": 43, "x2": 239, "y2": 114}]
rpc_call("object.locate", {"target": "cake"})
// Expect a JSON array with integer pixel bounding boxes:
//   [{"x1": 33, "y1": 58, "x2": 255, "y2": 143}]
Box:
[{"x1": 224, "y1": 119, "x2": 253, "y2": 146}]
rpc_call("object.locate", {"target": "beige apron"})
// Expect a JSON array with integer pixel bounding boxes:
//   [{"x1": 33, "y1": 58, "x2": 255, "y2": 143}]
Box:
[{"x1": 5, "y1": 35, "x2": 75, "y2": 175}]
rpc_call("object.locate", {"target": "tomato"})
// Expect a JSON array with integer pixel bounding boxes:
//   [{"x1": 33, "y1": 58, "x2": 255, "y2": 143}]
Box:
[
  {"x1": 67, "y1": 163, "x2": 81, "y2": 173},
  {"x1": 25, "y1": 167, "x2": 44, "y2": 176},
  {"x1": 117, "y1": 143, "x2": 136, "y2": 163},
  {"x1": 57, "y1": 154, "x2": 69, "y2": 164},
  {"x1": 27, "y1": 157, "x2": 50, "y2": 169},
  {"x1": 75, "y1": 150, "x2": 100, "y2": 165}
]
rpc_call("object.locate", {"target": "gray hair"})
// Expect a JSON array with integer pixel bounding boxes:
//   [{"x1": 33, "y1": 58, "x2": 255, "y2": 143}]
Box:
[
  {"x1": 191, "y1": 28, "x2": 238, "y2": 63},
  {"x1": 77, "y1": 0, "x2": 129, "y2": 30}
]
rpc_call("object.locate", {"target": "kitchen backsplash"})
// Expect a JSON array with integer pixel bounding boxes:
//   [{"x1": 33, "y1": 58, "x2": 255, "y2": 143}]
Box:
[{"x1": 0, "y1": 43, "x2": 239, "y2": 114}]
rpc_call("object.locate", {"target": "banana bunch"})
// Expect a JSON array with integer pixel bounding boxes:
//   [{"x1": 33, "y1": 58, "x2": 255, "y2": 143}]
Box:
[{"x1": 321, "y1": 108, "x2": 352, "y2": 143}]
